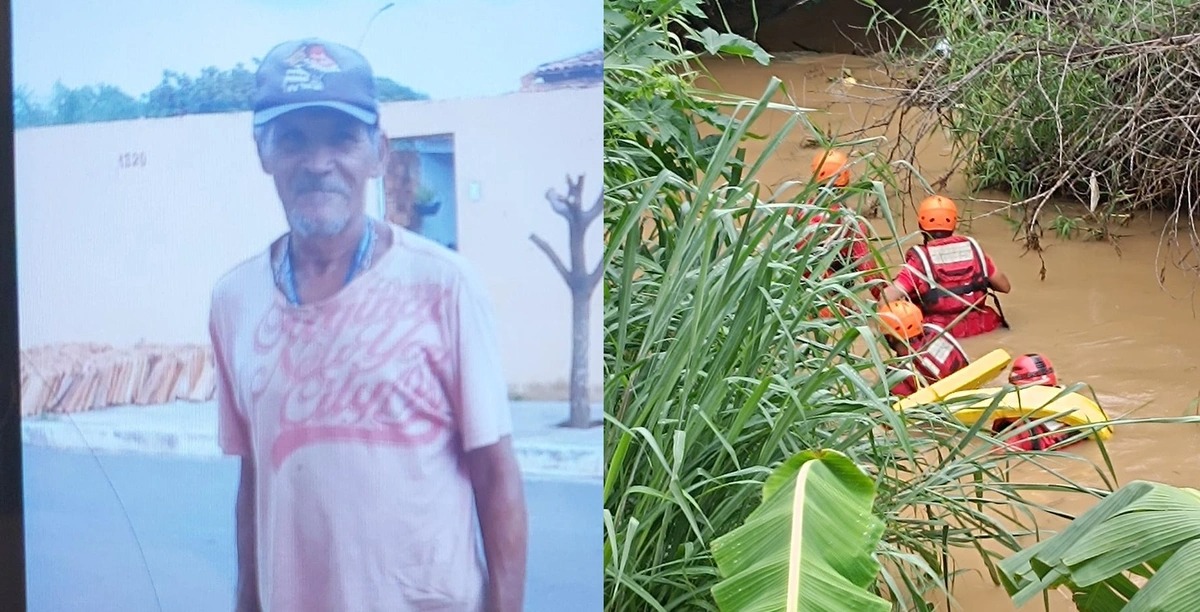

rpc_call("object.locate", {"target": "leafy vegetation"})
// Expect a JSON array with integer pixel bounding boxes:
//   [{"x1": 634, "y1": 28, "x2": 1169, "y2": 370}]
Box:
[
  {"x1": 604, "y1": 0, "x2": 1200, "y2": 610},
  {"x1": 601, "y1": 1, "x2": 1163, "y2": 611},
  {"x1": 1000, "y1": 480, "x2": 1200, "y2": 610},
  {"x1": 711, "y1": 450, "x2": 890, "y2": 612},
  {"x1": 868, "y1": 0, "x2": 1200, "y2": 263}
]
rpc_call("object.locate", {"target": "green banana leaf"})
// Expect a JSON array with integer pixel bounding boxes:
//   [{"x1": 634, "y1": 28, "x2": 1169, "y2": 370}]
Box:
[
  {"x1": 998, "y1": 480, "x2": 1200, "y2": 611},
  {"x1": 710, "y1": 449, "x2": 889, "y2": 612}
]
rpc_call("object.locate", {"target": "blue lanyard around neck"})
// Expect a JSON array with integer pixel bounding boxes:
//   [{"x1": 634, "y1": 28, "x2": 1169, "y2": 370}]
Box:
[{"x1": 280, "y1": 217, "x2": 375, "y2": 306}]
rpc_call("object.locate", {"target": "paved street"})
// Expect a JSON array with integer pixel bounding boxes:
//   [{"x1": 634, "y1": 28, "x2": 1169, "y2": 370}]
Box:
[{"x1": 21, "y1": 446, "x2": 601, "y2": 611}]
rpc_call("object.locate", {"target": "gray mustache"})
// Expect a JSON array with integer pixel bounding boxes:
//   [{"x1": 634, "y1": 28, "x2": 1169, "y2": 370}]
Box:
[{"x1": 295, "y1": 175, "x2": 350, "y2": 196}]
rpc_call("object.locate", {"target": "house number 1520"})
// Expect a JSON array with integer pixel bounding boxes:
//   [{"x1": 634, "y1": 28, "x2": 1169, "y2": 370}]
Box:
[{"x1": 118, "y1": 152, "x2": 146, "y2": 169}]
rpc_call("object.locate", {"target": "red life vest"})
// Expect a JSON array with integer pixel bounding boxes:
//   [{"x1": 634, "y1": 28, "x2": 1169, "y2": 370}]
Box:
[
  {"x1": 994, "y1": 420, "x2": 1072, "y2": 452},
  {"x1": 893, "y1": 323, "x2": 969, "y2": 395},
  {"x1": 904, "y1": 236, "x2": 991, "y2": 316},
  {"x1": 796, "y1": 204, "x2": 883, "y2": 298}
]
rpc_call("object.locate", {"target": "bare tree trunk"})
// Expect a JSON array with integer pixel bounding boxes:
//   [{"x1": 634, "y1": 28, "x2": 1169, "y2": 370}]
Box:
[
  {"x1": 530, "y1": 174, "x2": 602, "y2": 428},
  {"x1": 568, "y1": 285, "x2": 591, "y2": 428}
]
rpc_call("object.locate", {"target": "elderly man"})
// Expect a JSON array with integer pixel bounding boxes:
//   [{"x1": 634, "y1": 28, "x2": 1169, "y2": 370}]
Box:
[{"x1": 208, "y1": 38, "x2": 527, "y2": 612}]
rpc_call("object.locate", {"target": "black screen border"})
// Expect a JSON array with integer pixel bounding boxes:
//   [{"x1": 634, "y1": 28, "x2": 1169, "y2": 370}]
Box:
[{"x1": 1, "y1": 0, "x2": 29, "y2": 607}]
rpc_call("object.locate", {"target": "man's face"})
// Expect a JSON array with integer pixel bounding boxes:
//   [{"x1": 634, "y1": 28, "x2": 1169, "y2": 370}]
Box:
[{"x1": 258, "y1": 107, "x2": 385, "y2": 238}]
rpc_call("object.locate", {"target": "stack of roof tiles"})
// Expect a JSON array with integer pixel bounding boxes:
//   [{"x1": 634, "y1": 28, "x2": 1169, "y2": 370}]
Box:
[{"x1": 19, "y1": 343, "x2": 216, "y2": 417}]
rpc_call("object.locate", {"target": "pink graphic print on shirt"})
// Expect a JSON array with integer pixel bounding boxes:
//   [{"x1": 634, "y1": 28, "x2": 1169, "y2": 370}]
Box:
[{"x1": 248, "y1": 280, "x2": 458, "y2": 469}]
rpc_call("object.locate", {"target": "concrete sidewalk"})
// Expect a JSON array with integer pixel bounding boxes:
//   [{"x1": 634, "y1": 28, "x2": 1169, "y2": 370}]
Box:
[{"x1": 20, "y1": 400, "x2": 603, "y2": 481}]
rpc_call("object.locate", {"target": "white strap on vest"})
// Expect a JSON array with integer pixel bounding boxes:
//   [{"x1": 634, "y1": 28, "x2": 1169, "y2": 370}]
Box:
[
  {"x1": 914, "y1": 323, "x2": 967, "y2": 376},
  {"x1": 909, "y1": 238, "x2": 988, "y2": 308}
]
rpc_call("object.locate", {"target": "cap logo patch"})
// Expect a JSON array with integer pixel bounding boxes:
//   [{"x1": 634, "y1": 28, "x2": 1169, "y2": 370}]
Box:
[{"x1": 281, "y1": 43, "x2": 342, "y2": 93}]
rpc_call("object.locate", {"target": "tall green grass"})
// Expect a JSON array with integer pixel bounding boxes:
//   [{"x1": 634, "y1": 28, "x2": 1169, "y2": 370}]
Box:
[{"x1": 602, "y1": 2, "x2": 1162, "y2": 610}]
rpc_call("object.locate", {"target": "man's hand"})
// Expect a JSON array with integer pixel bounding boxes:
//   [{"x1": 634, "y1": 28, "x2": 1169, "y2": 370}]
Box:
[{"x1": 466, "y1": 436, "x2": 528, "y2": 612}]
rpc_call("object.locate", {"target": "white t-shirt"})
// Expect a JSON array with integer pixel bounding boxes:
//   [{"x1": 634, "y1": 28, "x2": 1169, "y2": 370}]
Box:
[{"x1": 209, "y1": 224, "x2": 512, "y2": 612}]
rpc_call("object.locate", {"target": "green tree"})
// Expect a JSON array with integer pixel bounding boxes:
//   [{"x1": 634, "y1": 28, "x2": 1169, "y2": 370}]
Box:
[
  {"x1": 49, "y1": 81, "x2": 141, "y2": 125},
  {"x1": 13, "y1": 85, "x2": 53, "y2": 128},
  {"x1": 692, "y1": 0, "x2": 817, "y2": 40},
  {"x1": 375, "y1": 77, "x2": 427, "y2": 102},
  {"x1": 189, "y1": 64, "x2": 258, "y2": 114}
]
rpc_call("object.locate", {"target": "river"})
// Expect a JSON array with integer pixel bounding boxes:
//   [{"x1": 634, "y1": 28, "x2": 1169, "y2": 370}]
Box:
[{"x1": 699, "y1": 53, "x2": 1200, "y2": 611}]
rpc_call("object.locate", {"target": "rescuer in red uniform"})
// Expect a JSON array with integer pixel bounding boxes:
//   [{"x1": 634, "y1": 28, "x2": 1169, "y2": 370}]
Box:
[
  {"x1": 797, "y1": 151, "x2": 885, "y2": 317},
  {"x1": 876, "y1": 299, "x2": 970, "y2": 398},
  {"x1": 991, "y1": 353, "x2": 1084, "y2": 452},
  {"x1": 881, "y1": 195, "x2": 1012, "y2": 338}
]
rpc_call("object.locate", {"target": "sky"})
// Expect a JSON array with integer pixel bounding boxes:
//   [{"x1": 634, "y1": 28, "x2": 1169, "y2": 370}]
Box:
[{"x1": 12, "y1": 0, "x2": 601, "y2": 102}]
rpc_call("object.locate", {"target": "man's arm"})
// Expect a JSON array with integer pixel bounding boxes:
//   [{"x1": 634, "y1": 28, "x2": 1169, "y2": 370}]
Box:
[
  {"x1": 989, "y1": 270, "x2": 1012, "y2": 293},
  {"x1": 982, "y1": 253, "x2": 1011, "y2": 293},
  {"x1": 880, "y1": 258, "x2": 921, "y2": 305},
  {"x1": 466, "y1": 436, "x2": 527, "y2": 612},
  {"x1": 235, "y1": 456, "x2": 260, "y2": 612}
]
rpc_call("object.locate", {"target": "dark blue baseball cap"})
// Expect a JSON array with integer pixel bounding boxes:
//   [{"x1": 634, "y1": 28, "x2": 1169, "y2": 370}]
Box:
[{"x1": 252, "y1": 38, "x2": 379, "y2": 127}]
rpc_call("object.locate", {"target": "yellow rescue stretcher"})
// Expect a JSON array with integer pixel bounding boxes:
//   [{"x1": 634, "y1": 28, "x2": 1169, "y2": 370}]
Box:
[
  {"x1": 940, "y1": 385, "x2": 1114, "y2": 441},
  {"x1": 892, "y1": 348, "x2": 1014, "y2": 411},
  {"x1": 891, "y1": 348, "x2": 1114, "y2": 441}
]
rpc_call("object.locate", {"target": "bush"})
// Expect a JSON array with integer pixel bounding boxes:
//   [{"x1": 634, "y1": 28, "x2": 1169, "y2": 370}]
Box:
[{"x1": 863, "y1": 0, "x2": 1200, "y2": 261}]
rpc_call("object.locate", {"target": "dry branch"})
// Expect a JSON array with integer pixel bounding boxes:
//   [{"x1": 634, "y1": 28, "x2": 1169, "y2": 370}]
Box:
[{"x1": 840, "y1": 0, "x2": 1200, "y2": 281}]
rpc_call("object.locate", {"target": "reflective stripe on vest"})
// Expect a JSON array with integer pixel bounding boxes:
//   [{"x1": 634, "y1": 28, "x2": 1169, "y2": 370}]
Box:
[
  {"x1": 908, "y1": 323, "x2": 968, "y2": 383},
  {"x1": 909, "y1": 237, "x2": 990, "y2": 314}
]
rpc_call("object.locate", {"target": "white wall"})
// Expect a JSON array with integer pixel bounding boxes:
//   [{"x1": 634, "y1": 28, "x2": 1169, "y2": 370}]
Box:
[{"x1": 14, "y1": 87, "x2": 604, "y2": 397}]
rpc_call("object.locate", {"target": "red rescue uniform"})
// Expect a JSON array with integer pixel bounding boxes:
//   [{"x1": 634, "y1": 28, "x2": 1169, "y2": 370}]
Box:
[
  {"x1": 889, "y1": 322, "x2": 970, "y2": 397},
  {"x1": 996, "y1": 420, "x2": 1072, "y2": 452},
  {"x1": 796, "y1": 204, "x2": 885, "y2": 300},
  {"x1": 891, "y1": 235, "x2": 1003, "y2": 338}
]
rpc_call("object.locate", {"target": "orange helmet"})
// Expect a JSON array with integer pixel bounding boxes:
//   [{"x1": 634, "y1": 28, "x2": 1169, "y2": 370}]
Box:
[
  {"x1": 811, "y1": 151, "x2": 851, "y2": 188},
  {"x1": 917, "y1": 195, "x2": 958, "y2": 232},
  {"x1": 1009, "y1": 353, "x2": 1057, "y2": 386},
  {"x1": 876, "y1": 300, "x2": 924, "y2": 340}
]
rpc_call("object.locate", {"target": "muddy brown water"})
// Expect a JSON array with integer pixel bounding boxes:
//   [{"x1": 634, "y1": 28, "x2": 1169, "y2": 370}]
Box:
[{"x1": 698, "y1": 54, "x2": 1200, "y2": 611}]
